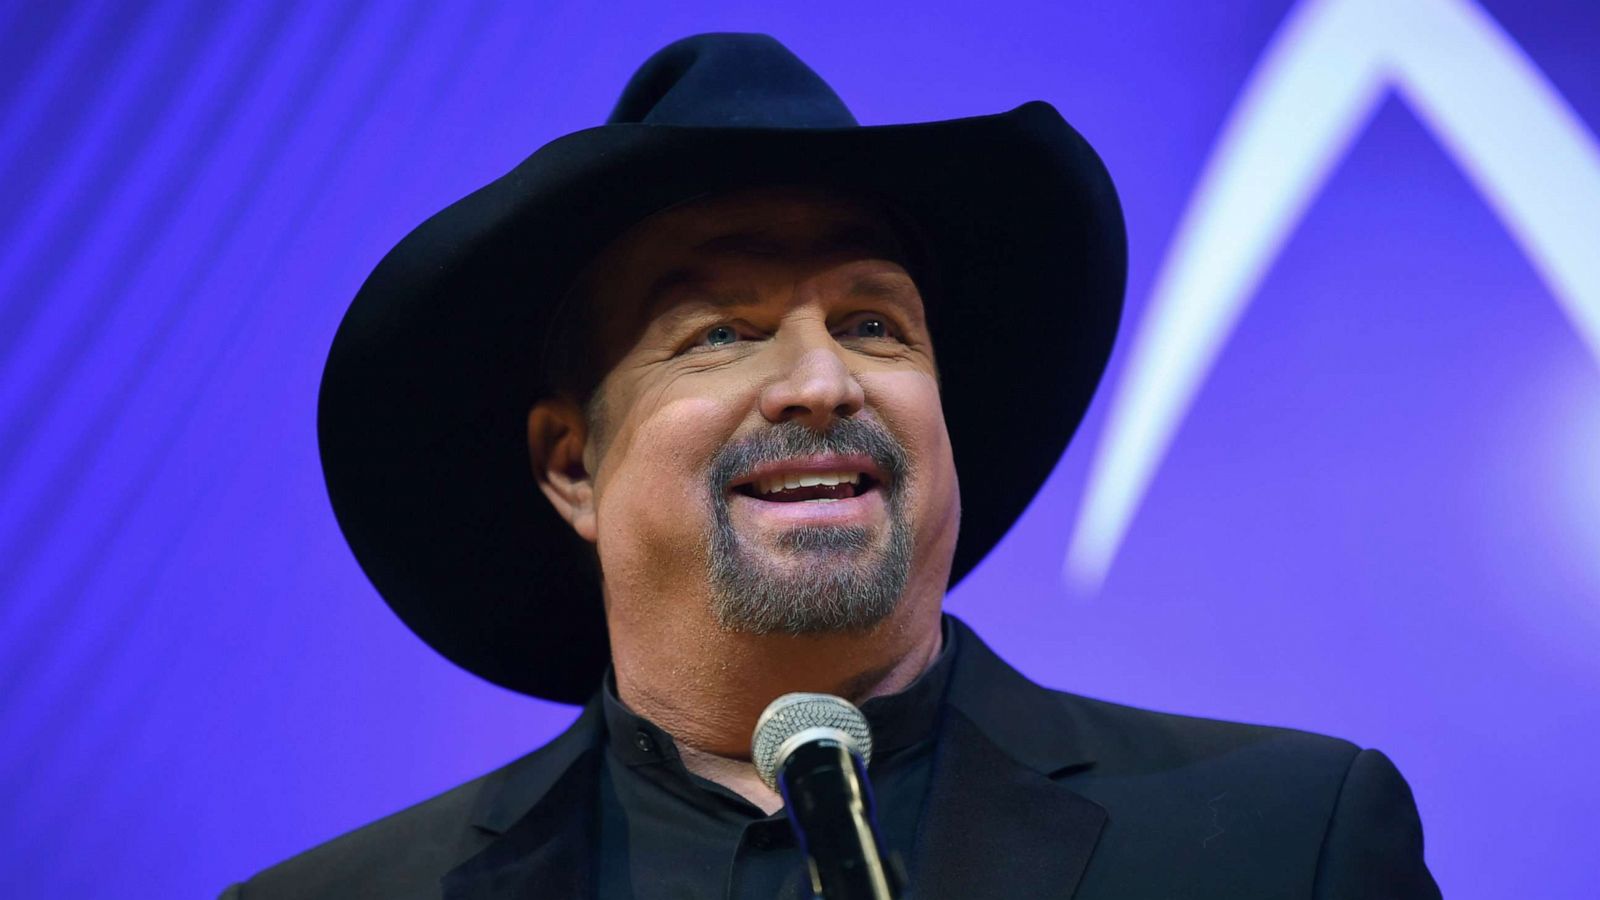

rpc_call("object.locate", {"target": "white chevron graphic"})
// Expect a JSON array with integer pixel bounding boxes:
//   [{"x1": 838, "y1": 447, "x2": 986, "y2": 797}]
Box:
[{"x1": 1066, "y1": 0, "x2": 1600, "y2": 589}]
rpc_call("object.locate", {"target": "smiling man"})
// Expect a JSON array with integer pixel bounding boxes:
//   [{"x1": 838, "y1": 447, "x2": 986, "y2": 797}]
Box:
[
  {"x1": 225, "y1": 33, "x2": 1440, "y2": 900},
  {"x1": 529, "y1": 188, "x2": 953, "y2": 788}
]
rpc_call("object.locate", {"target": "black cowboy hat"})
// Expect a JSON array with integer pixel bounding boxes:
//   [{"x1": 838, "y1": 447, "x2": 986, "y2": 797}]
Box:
[{"x1": 318, "y1": 33, "x2": 1125, "y2": 703}]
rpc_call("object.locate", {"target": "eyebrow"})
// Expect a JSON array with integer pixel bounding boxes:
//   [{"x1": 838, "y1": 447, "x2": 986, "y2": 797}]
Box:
[
  {"x1": 846, "y1": 271, "x2": 918, "y2": 299},
  {"x1": 641, "y1": 268, "x2": 756, "y2": 320}
]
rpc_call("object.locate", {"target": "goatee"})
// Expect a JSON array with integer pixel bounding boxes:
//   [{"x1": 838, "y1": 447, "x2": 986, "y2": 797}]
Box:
[{"x1": 705, "y1": 418, "x2": 912, "y2": 634}]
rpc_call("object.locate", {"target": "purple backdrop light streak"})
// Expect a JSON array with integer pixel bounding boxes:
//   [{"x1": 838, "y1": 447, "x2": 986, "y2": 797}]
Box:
[{"x1": 0, "y1": 1, "x2": 1595, "y2": 897}]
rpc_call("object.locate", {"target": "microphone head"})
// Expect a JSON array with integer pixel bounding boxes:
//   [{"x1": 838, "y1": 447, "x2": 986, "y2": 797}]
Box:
[{"x1": 752, "y1": 692, "x2": 874, "y2": 791}]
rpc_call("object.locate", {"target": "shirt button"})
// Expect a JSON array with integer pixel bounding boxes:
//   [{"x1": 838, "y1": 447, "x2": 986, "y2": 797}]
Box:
[{"x1": 633, "y1": 730, "x2": 655, "y2": 754}]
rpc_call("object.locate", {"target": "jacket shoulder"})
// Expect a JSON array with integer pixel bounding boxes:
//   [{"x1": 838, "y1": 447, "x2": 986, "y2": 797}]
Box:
[
  {"x1": 224, "y1": 704, "x2": 599, "y2": 899},
  {"x1": 1046, "y1": 691, "x2": 1439, "y2": 898},
  {"x1": 946, "y1": 621, "x2": 1437, "y2": 896},
  {"x1": 1047, "y1": 688, "x2": 1362, "y2": 776},
  {"x1": 946, "y1": 618, "x2": 1361, "y2": 779},
  {"x1": 226, "y1": 763, "x2": 498, "y2": 900}
]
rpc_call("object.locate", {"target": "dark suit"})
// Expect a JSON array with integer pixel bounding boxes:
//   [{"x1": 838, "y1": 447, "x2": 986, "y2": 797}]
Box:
[{"x1": 224, "y1": 619, "x2": 1439, "y2": 898}]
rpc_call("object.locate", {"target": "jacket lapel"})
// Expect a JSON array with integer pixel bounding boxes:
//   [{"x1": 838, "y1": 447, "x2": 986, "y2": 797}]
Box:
[
  {"x1": 910, "y1": 619, "x2": 1108, "y2": 899},
  {"x1": 442, "y1": 701, "x2": 606, "y2": 900}
]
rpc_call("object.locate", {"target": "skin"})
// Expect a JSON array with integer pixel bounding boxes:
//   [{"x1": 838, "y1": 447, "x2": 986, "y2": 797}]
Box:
[{"x1": 527, "y1": 187, "x2": 961, "y2": 811}]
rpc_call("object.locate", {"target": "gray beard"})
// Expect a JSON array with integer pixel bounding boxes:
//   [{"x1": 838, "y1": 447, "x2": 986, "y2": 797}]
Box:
[{"x1": 706, "y1": 419, "x2": 913, "y2": 634}]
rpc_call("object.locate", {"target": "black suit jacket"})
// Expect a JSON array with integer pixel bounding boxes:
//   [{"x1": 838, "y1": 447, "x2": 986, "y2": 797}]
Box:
[{"x1": 224, "y1": 619, "x2": 1440, "y2": 898}]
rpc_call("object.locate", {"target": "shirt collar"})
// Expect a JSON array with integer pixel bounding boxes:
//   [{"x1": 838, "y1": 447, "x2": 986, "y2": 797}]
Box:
[{"x1": 601, "y1": 615, "x2": 958, "y2": 766}]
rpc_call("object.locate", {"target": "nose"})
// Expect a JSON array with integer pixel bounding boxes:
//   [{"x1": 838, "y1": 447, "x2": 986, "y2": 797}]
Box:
[{"x1": 758, "y1": 331, "x2": 866, "y2": 429}]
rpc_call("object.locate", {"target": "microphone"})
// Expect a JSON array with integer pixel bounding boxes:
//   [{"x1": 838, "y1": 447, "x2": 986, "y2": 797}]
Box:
[{"x1": 752, "y1": 693, "x2": 901, "y2": 900}]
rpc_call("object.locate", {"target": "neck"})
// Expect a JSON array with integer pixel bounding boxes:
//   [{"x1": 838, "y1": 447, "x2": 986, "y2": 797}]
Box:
[
  {"x1": 610, "y1": 602, "x2": 944, "y2": 760},
  {"x1": 611, "y1": 602, "x2": 942, "y2": 812}
]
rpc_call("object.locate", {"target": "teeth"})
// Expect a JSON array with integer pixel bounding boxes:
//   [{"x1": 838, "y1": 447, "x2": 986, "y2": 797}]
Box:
[{"x1": 754, "y1": 471, "x2": 862, "y2": 495}]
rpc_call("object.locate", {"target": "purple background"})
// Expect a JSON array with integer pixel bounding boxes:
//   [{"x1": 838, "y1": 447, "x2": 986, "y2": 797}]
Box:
[{"x1": 2, "y1": 1, "x2": 1596, "y2": 896}]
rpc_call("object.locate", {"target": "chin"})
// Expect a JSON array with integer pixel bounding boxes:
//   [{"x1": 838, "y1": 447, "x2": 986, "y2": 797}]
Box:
[{"x1": 707, "y1": 530, "x2": 909, "y2": 635}]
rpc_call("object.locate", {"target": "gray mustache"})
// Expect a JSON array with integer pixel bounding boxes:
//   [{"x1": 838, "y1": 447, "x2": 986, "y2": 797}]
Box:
[{"x1": 708, "y1": 418, "x2": 910, "y2": 496}]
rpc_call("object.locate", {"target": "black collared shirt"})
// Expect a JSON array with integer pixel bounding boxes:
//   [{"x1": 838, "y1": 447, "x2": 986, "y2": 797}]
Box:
[{"x1": 596, "y1": 620, "x2": 957, "y2": 899}]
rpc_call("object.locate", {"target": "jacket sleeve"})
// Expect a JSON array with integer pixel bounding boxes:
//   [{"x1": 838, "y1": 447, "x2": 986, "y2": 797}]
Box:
[{"x1": 1312, "y1": 748, "x2": 1442, "y2": 899}]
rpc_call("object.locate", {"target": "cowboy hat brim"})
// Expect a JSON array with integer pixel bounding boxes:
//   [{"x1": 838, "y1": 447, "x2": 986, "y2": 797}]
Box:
[{"x1": 318, "y1": 100, "x2": 1125, "y2": 703}]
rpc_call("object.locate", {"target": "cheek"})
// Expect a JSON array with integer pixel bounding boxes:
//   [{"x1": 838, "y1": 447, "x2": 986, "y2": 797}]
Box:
[
  {"x1": 866, "y1": 372, "x2": 961, "y2": 520},
  {"x1": 592, "y1": 390, "x2": 742, "y2": 560}
]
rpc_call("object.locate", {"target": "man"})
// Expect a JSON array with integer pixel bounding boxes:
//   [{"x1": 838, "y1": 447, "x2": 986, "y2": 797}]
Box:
[{"x1": 226, "y1": 33, "x2": 1440, "y2": 898}]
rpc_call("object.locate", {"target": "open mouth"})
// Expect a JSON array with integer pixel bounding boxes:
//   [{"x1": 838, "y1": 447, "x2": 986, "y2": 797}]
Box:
[{"x1": 733, "y1": 470, "x2": 882, "y2": 503}]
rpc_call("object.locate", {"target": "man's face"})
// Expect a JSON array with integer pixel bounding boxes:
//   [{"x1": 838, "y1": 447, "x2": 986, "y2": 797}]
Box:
[{"x1": 557, "y1": 187, "x2": 960, "y2": 637}]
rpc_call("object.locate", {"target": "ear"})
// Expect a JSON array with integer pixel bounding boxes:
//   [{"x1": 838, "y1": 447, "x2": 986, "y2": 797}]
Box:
[{"x1": 526, "y1": 396, "x2": 599, "y2": 543}]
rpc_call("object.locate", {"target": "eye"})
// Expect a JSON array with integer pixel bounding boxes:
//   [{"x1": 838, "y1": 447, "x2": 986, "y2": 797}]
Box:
[
  {"x1": 704, "y1": 324, "x2": 740, "y2": 346},
  {"x1": 686, "y1": 322, "x2": 755, "y2": 352},
  {"x1": 682, "y1": 319, "x2": 763, "y2": 354},
  {"x1": 838, "y1": 314, "x2": 899, "y2": 341}
]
